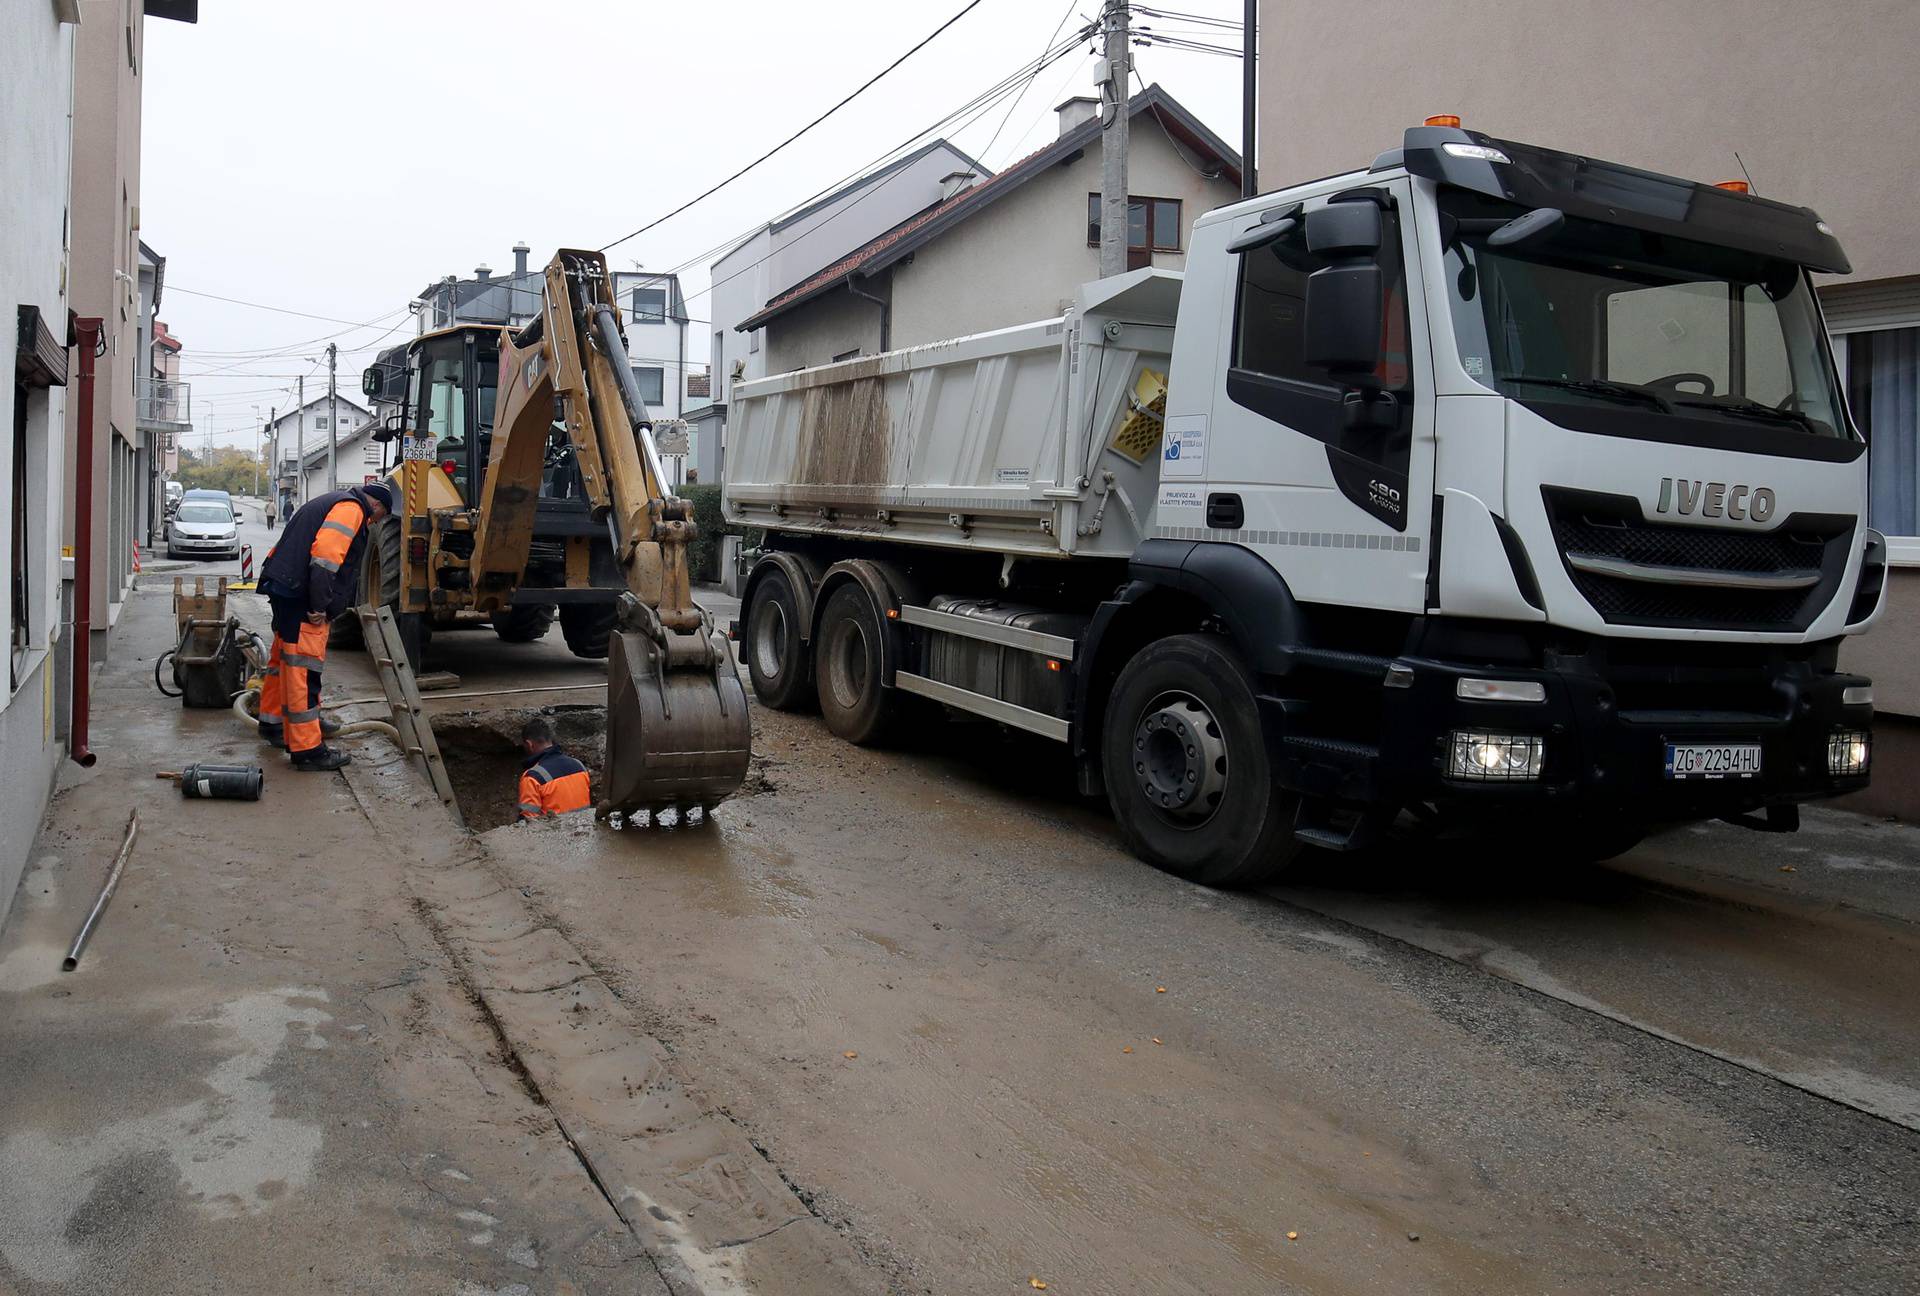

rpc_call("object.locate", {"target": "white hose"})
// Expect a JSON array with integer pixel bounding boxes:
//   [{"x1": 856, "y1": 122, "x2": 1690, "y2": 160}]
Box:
[{"x1": 231, "y1": 687, "x2": 401, "y2": 742}]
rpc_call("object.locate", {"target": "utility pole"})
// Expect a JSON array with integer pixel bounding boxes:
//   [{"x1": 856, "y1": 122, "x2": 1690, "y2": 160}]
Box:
[
  {"x1": 296, "y1": 374, "x2": 306, "y2": 506},
  {"x1": 1242, "y1": 0, "x2": 1257, "y2": 197},
  {"x1": 1097, "y1": 0, "x2": 1131, "y2": 279},
  {"x1": 267, "y1": 405, "x2": 277, "y2": 518},
  {"x1": 326, "y1": 343, "x2": 339, "y2": 492}
]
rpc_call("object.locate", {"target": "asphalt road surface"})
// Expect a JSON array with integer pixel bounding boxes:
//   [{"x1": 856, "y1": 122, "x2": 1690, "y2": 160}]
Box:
[{"x1": 377, "y1": 607, "x2": 1920, "y2": 1296}]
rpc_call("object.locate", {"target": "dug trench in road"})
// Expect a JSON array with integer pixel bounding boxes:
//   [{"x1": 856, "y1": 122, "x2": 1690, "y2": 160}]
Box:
[{"x1": 455, "y1": 703, "x2": 1919, "y2": 1296}]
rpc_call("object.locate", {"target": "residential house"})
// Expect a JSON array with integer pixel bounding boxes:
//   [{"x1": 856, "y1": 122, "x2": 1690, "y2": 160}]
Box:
[
  {"x1": 293, "y1": 418, "x2": 383, "y2": 506},
  {"x1": 417, "y1": 242, "x2": 541, "y2": 332},
  {"x1": 610, "y1": 270, "x2": 694, "y2": 422},
  {"x1": 2, "y1": 0, "x2": 80, "y2": 929},
  {"x1": 1258, "y1": 0, "x2": 1920, "y2": 814},
  {"x1": 265, "y1": 393, "x2": 375, "y2": 516},
  {"x1": 703, "y1": 138, "x2": 988, "y2": 483},
  {"x1": 738, "y1": 85, "x2": 1241, "y2": 370},
  {"x1": 136, "y1": 240, "x2": 189, "y2": 543}
]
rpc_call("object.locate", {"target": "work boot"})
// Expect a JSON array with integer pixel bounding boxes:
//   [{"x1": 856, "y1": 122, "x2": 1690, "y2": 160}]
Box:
[{"x1": 290, "y1": 745, "x2": 351, "y2": 772}]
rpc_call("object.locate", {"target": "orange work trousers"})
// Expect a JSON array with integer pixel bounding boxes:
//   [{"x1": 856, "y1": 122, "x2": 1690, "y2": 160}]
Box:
[{"x1": 258, "y1": 618, "x2": 330, "y2": 754}]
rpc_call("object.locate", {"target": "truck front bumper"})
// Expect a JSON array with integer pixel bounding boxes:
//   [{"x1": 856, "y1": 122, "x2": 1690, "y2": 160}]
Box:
[{"x1": 1269, "y1": 646, "x2": 1873, "y2": 824}]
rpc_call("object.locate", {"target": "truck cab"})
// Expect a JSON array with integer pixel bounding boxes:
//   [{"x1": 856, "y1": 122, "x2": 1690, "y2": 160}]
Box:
[{"x1": 1146, "y1": 121, "x2": 1881, "y2": 852}]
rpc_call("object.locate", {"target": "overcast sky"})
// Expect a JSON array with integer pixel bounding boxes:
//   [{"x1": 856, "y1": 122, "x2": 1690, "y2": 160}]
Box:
[{"x1": 143, "y1": 0, "x2": 1246, "y2": 452}]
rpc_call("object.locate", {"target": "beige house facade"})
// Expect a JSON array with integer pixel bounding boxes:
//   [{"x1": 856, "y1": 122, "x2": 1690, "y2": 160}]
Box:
[
  {"x1": 746, "y1": 86, "x2": 1243, "y2": 372},
  {"x1": 1259, "y1": 0, "x2": 1920, "y2": 812}
]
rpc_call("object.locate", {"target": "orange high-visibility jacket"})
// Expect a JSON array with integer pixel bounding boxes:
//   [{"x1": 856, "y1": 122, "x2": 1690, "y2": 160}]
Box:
[{"x1": 518, "y1": 747, "x2": 592, "y2": 819}]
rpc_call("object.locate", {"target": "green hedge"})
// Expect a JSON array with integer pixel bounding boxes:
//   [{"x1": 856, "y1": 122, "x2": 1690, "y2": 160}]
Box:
[{"x1": 680, "y1": 484, "x2": 759, "y2": 584}]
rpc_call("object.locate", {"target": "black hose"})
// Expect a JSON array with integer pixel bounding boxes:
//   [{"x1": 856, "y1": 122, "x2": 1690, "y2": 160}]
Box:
[{"x1": 154, "y1": 650, "x2": 182, "y2": 698}]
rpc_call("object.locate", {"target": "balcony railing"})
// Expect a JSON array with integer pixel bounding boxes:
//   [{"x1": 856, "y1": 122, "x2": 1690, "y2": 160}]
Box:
[{"x1": 136, "y1": 377, "x2": 191, "y2": 427}]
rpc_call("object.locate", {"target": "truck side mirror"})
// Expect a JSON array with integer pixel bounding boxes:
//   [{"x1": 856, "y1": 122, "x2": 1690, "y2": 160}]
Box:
[{"x1": 1302, "y1": 202, "x2": 1386, "y2": 379}]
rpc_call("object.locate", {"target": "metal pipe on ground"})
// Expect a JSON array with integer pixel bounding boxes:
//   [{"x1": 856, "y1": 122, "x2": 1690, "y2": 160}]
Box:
[{"x1": 62, "y1": 810, "x2": 138, "y2": 972}]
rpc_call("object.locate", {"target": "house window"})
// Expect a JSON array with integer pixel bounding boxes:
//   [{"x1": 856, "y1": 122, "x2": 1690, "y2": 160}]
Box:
[
  {"x1": 832, "y1": 348, "x2": 861, "y2": 363},
  {"x1": 632, "y1": 287, "x2": 666, "y2": 323},
  {"x1": 1843, "y1": 325, "x2": 1920, "y2": 539},
  {"x1": 1087, "y1": 194, "x2": 1183, "y2": 267},
  {"x1": 748, "y1": 329, "x2": 760, "y2": 354},
  {"x1": 315, "y1": 417, "x2": 330, "y2": 430},
  {"x1": 632, "y1": 366, "x2": 665, "y2": 405}
]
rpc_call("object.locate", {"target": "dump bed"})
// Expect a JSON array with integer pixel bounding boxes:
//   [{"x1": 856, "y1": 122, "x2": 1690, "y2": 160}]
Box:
[{"x1": 725, "y1": 269, "x2": 1181, "y2": 561}]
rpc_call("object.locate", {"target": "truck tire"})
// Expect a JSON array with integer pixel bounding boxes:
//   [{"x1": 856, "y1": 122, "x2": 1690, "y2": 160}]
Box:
[
  {"x1": 1101, "y1": 634, "x2": 1301, "y2": 888},
  {"x1": 814, "y1": 581, "x2": 897, "y2": 745},
  {"x1": 491, "y1": 603, "x2": 556, "y2": 643},
  {"x1": 559, "y1": 602, "x2": 616, "y2": 659},
  {"x1": 744, "y1": 567, "x2": 815, "y2": 711}
]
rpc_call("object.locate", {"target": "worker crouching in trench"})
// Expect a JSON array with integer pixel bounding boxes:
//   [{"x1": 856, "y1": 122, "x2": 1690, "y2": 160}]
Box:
[
  {"x1": 256, "y1": 480, "x2": 395, "y2": 770},
  {"x1": 517, "y1": 717, "x2": 593, "y2": 820}
]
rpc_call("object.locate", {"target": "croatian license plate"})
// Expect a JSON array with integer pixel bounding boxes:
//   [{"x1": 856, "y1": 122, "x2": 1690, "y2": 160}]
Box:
[{"x1": 1664, "y1": 742, "x2": 1762, "y2": 780}]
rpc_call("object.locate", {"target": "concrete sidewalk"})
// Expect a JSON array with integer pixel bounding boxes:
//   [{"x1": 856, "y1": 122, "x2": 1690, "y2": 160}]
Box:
[{"x1": 0, "y1": 583, "x2": 665, "y2": 1293}]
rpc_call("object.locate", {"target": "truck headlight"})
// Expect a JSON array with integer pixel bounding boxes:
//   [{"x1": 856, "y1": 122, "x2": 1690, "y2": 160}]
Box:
[
  {"x1": 1448, "y1": 731, "x2": 1545, "y2": 781},
  {"x1": 1456, "y1": 677, "x2": 1547, "y2": 703},
  {"x1": 1827, "y1": 729, "x2": 1870, "y2": 776}
]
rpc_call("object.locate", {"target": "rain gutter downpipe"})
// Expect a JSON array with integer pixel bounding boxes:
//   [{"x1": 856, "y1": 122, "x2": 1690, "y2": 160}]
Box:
[
  {"x1": 70, "y1": 316, "x2": 102, "y2": 768},
  {"x1": 846, "y1": 275, "x2": 889, "y2": 353}
]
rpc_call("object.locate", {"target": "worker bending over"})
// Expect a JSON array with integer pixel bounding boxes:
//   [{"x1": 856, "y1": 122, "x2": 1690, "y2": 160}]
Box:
[
  {"x1": 517, "y1": 717, "x2": 593, "y2": 819},
  {"x1": 257, "y1": 480, "x2": 395, "y2": 770}
]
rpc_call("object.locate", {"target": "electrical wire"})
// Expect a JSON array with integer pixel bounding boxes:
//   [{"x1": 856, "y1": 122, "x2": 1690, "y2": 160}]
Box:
[
  {"x1": 597, "y1": 0, "x2": 990, "y2": 254},
  {"x1": 976, "y1": 0, "x2": 1084, "y2": 167}
]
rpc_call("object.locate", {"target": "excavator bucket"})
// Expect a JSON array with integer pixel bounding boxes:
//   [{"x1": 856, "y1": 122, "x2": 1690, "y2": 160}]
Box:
[{"x1": 601, "y1": 627, "x2": 752, "y2": 818}]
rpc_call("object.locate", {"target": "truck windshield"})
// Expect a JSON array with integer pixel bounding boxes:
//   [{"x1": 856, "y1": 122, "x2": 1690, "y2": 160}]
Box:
[{"x1": 1440, "y1": 190, "x2": 1850, "y2": 445}]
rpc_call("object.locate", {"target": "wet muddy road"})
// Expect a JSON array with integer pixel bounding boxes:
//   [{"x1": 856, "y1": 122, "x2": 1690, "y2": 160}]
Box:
[{"x1": 423, "y1": 636, "x2": 1920, "y2": 1296}]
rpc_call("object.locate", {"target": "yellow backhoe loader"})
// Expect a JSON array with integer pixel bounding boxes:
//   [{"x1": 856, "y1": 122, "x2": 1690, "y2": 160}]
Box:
[{"x1": 371, "y1": 250, "x2": 750, "y2": 816}]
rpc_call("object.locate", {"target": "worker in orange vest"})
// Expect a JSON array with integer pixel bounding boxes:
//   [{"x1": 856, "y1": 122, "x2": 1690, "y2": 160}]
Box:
[
  {"x1": 256, "y1": 480, "x2": 395, "y2": 770},
  {"x1": 517, "y1": 717, "x2": 593, "y2": 819}
]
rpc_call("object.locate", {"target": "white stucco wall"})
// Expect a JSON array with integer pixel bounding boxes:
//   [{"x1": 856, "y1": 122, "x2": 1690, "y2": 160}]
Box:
[
  {"x1": 887, "y1": 122, "x2": 1238, "y2": 349},
  {"x1": 709, "y1": 143, "x2": 986, "y2": 407},
  {"x1": 0, "y1": 0, "x2": 78, "y2": 931}
]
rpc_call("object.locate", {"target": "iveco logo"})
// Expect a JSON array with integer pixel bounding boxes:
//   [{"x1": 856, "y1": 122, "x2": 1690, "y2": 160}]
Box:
[{"x1": 1656, "y1": 478, "x2": 1776, "y2": 522}]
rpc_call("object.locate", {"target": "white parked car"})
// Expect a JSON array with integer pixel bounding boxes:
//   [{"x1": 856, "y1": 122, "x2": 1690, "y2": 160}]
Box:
[{"x1": 166, "y1": 494, "x2": 240, "y2": 561}]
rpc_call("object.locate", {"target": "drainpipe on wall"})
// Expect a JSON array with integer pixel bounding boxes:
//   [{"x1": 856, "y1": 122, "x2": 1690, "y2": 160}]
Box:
[
  {"x1": 70, "y1": 316, "x2": 103, "y2": 768},
  {"x1": 845, "y1": 275, "x2": 889, "y2": 353}
]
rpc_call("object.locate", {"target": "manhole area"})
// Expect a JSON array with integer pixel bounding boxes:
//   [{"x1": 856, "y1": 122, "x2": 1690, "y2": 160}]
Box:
[{"x1": 433, "y1": 705, "x2": 606, "y2": 832}]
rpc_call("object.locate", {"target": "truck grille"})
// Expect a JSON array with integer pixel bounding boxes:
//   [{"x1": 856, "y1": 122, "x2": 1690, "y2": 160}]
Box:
[{"x1": 1542, "y1": 488, "x2": 1851, "y2": 632}]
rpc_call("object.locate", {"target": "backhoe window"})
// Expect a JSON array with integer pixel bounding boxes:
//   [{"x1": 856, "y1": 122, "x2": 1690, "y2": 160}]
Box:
[{"x1": 419, "y1": 351, "x2": 469, "y2": 494}]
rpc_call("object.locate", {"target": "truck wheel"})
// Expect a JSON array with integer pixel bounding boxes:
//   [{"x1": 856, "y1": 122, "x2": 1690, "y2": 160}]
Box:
[
  {"x1": 814, "y1": 582, "x2": 896, "y2": 745},
  {"x1": 1101, "y1": 634, "x2": 1301, "y2": 888},
  {"x1": 559, "y1": 602, "x2": 616, "y2": 659},
  {"x1": 491, "y1": 603, "x2": 556, "y2": 643},
  {"x1": 745, "y1": 568, "x2": 815, "y2": 711}
]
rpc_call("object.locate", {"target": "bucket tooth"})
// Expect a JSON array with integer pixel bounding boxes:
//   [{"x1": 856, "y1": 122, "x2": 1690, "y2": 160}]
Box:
[{"x1": 602, "y1": 628, "x2": 751, "y2": 816}]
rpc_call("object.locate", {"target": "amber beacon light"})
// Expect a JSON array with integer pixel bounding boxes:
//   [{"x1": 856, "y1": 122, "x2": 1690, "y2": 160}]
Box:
[{"x1": 1424, "y1": 114, "x2": 1462, "y2": 127}]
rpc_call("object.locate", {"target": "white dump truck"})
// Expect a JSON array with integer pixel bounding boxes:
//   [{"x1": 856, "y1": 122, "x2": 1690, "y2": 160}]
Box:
[{"x1": 724, "y1": 120, "x2": 1885, "y2": 886}]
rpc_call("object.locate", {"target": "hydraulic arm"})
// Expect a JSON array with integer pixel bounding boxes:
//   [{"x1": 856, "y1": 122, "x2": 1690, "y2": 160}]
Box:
[{"x1": 473, "y1": 249, "x2": 750, "y2": 815}]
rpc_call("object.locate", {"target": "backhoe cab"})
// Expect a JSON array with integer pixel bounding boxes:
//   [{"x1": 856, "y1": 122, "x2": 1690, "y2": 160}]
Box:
[{"x1": 359, "y1": 250, "x2": 750, "y2": 817}]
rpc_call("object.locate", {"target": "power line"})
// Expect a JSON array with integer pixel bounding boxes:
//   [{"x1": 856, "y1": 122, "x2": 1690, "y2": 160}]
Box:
[
  {"x1": 597, "y1": 0, "x2": 989, "y2": 254},
  {"x1": 164, "y1": 284, "x2": 408, "y2": 328},
  {"x1": 977, "y1": 1, "x2": 1086, "y2": 166}
]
